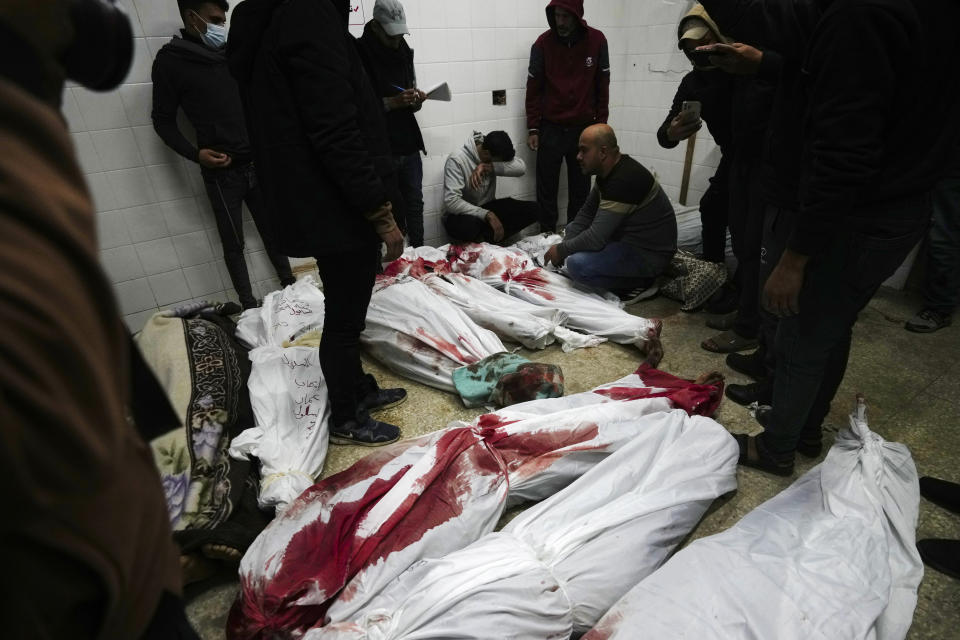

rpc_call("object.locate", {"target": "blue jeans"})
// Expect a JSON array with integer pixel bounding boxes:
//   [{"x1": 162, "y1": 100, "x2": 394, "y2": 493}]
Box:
[
  {"x1": 565, "y1": 242, "x2": 669, "y2": 291},
  {"x1": 924, "y1": 176, "x2": 960, "y2": 315},
  {"x1": 764, "y1": 201, "x2": 930, "y2": 455},
  {"x1": 394, "y1": 153, "x2": 424, "y2": 246}
]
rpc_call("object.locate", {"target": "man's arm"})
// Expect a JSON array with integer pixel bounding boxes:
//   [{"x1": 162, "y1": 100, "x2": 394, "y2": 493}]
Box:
[
  {"x1": 150, "y1": 56, "x2": 200, "y2": 163},
  {"x1": 557, "y1": 191, "x2": 631, "y2": 260},
  {"x1": 595, "y1": 35, "x2": 611, "y2": 123},
  {"x1": 525, "y1": 40, "x2": 545, "y2": 133},
  {"x1": 657, "y1": 75, "x2": 692, "y2": 149},
  {"x1": 791, "y1": 5, "x2": 907, "y2": 256},
  {"x1": 493, "y1": 156, "x2": 526, "y2": 178},
  {"x1": 443, "y1": 156, "x2": 487, "y2": 219},
  {"x1": 278, "y1": 2, "x2": 389, "y2": 218}
]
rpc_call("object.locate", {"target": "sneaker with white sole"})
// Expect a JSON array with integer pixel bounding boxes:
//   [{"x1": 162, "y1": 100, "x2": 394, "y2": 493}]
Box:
[
  {"x1": 905, "y1": 308, "x2": 952, "y2": 333},
  {"x1": 614, "y1": 283, "x2": 659, "y2": 305}
]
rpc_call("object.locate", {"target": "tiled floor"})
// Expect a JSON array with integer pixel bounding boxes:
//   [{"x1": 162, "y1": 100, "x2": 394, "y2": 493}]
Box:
[{"x1": 186, "y1": 286, "x2": 960, "y2": 638}]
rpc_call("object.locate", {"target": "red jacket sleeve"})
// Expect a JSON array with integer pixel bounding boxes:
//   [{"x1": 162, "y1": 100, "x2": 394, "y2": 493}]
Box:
[
  {"x1": 596, "y1": 36, "x2": 610, "y2": 123},
  {"x1": 525, "y1": 39, "x2": 545, "y2": 131}
]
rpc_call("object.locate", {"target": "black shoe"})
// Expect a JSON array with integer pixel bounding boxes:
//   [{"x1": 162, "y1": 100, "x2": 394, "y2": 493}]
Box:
[
  {"x1": 330, "y1": 416, "x2": 401, "y2": 447},
  {"x1": 726, "y1": 350, "x2": 767, "y2": 381},
  {"x1": 920, "y1": 477, "x2": 960, "y2": 515},
  {"x1": 357, "y1": 386, "x2": 408, "y2": 415},
  {"x1": 704, "y1": 282, "x2": 739, "y2": 315},
  {"x1": 613, "y1": 283, "x2": 659, "y2": 305},
  {"x1": 735, "y1": 433, "x2": 794, "y2": 477},
  {"x1": 905, "y1": 308, "x2": 952, "y2": 333},
  {"x1": 918, "y1": 539, "x2": 960, "y2": 579},
  {"x1": 726, "y1": 380, "x2": 772, "y2": 406},
  {"x1": 755, "y1": 407, "x2": 822, "y2": 458}
]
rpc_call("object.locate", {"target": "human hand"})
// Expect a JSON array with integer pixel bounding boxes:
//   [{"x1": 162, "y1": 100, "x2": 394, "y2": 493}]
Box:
[
  {"x1": 380, "y1": 226, "x2": 405, "y2": 261},
  {"x1": 544, "y1": 244, "x2": 563, "y2": 267},
  {"x1": 486, "y1": 211, "x2": 505, "y2": 243},
  {"x1": 700, "y1": 42, "x2": 764, "y2": 75},
  {"x1": 198, "y1": 148, "x2": 232, "y2": 169},
  {"x1": 469, "y1": 163, "x2": 493, "y2": 190},
  {"x1": 762, "y1": 249, "x2": 809, "y2": 317},
  {"x1": 527, "y1": 133, "x2": 540, "y2": 151},
  {"x1": 415, "y1": 89, "x2": 427, "y2": 103},
  {"x1": 386, "y1": 88, "x2": 420, "y2": 111},
  {"x1": 667, "y1": 112, "x2": 702, "y2": 142}
]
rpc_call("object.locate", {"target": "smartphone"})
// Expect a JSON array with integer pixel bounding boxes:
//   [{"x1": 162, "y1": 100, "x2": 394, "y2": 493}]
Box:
[
  {"x1": 688, "y1": 45, "x2": 723, "y2": 68},
  {"x1": 681, "y1": 100, "x2": 702, "y2": 120}
]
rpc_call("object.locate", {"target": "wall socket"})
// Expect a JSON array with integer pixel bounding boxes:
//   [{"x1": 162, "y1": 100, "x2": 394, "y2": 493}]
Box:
[{"x1": 492, "y1": 89, "x2": 506, "y2": 105}]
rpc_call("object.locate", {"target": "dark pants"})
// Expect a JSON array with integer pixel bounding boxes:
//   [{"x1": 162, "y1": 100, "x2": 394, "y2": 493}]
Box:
[
  {"x1": 765, "y1": 204, "x2": 930, "y2": 455},
  {"x1": 202, "y1": 163, "x2": 294, "y2": 308},
  {"x1": 536, "y1": 121, "x2": 592, "y2": 231},
  {"x1": 315, "y1": 247, "x2": 380, "y2": 428},
  {"x1": 443, "y1": 198, "x2": 539, "y2": 243},
  {"x1": 728, "y1": 155, "x2": 765, "y2": 339},
  {"x1": 700, "y1": 156, "x2": 731, "y2": 264},
  {"x1": 924, "y1": 176, "x2": 960, "y2": 315},
  {"x1": 565, "y1": 242, "x2": 670, "y2": 291},
  {"x1": 393, "y1": 153, "x2": 424, "y2": 245},
  {"x1": 757, "y1": 205, "x2": 796, "y2": 376}
]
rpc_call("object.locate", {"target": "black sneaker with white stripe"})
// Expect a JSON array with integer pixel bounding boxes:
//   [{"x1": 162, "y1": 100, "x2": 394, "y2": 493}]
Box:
[{"x1": 613, "y1": 283, "x2": 659, "y2": 305}]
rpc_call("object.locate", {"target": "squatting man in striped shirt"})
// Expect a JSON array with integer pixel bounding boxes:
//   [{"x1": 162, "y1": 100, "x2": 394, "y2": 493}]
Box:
[{"x1": 543, "y1": 124, "x2": 678, "y2": 305}]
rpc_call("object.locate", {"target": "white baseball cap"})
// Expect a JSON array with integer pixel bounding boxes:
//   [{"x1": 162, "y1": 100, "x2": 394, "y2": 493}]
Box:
[{"x1": 373, "y1": 0, "x2": 409, "y2": 36}]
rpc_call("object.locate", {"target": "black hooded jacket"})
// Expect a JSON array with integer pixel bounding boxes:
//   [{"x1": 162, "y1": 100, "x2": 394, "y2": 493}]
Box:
[
  {"x1": 227, "y1": 0, "x2": 395, "y2": 257},
  {"x1": 357, "y1": 21, "x2": 425, "y2": 156},
  {"x1": 152, "y1": 32, "x2": 251, "y2": 164}
]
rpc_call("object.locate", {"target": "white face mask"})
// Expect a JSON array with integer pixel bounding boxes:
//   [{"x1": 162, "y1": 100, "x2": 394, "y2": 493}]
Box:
[{"x1": 192, "y1": 11, "x2": 227, "y2": 49}]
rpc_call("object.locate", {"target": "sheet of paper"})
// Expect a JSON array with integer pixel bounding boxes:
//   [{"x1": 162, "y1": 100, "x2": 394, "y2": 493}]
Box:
[{"x1": 424, "y1": 81, "x2": 451, "y2": 102}]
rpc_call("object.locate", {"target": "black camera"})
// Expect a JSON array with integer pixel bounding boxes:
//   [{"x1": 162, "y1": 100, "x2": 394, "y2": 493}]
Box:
[{"x1": 62, "y1": 0, "x2": 134, "y2": 91}]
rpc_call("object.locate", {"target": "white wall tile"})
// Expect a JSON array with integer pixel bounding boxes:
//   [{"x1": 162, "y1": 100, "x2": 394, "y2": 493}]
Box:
[
  {"x1": 124, "y1": 308, "x2": 156, "y2": 334},
  {"x1": 147, "y1": 163, "x2": 193, "y2": 202},
  {"x1": 100, "y1": 245, "x2": 144, "y2": 282},
  {"x1": 469, "y1": 1, "x2": 497, "y2": 29},
  {"x1": 136, "y1": 237, "x2": 181, "y2": 275},
  {"x1": 149, "y1": 269, "x2": 192, "y2": 307},
  {"x1": 114, "y1": 277, "x2": 157, "y2": 314},
  {"x1": 86, "y1": 172, "x2": 119, "y2": 212},
  {"x1": 120, "y1": 83, "x2": 154, "y2": 127},
  {"x1": 172, "y1": 231, "x2": 214, "y2": 268},
  {"x1": 73, "y1": 88, "x2": 130, "y2": 131},
  {"x1": 97, "y1": 211, "x2": 133, "y2": 250},
  {"x1": 133, "y1": 0, "x2": 181, "y2": 37},
  {"x1": 419, "y1": 0, "x2": 446, "y2": 29},
  {"x1": 124, "y1": 203, "x2": 169, "y2": 242},
  {"x1": 90, "y1": 128, "x2": 144, "y2": 171},
  {"x1": 61, "y1": 88, "x2": 87, "y2": 133},
  {"x1": 71, "y1": 132, "x2": 103, "y2": 174},
  {"x1": 126, "y1": 38, "x2": 154, "y2": 84},
  {"x1": 132, "y1": 125, "x2": 182, "y2": 165},
  {"x1": 184, "y1": 263, "x2": 223, "y2": 298},
  {"x1": 445, "y1": 0, "x2": 471, "y2": 28},
  {"x1": 107, "y1": 167, "x2": 156, "y2": 209},
  {"x1": 161, "y1": 197, "x2": 204, "y2": 236}
]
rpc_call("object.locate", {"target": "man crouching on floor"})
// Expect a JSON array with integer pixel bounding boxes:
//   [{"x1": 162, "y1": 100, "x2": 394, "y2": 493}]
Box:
[{"x1": 544, "y1": 124, "x2": 678, "y2": 304}]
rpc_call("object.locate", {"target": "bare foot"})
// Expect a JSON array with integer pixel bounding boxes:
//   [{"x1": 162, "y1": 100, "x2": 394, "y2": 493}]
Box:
[
  {"x1": 694, "y1": 371, "x2": 725, "y2": 386},
  {"x1": 202, "y1": 543, "x2": 243, "y2": 563}
]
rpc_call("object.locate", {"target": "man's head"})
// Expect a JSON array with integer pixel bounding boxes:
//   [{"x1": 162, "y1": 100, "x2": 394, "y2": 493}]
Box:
[
  {"x1": 679, "y1": 18, "x2": 718, "y2": 55},
  {"x1": 373, "y1": 0, "x2": 409, "y2": 47},
  {"x1": 546, "y1": 0, "x2": 583, "y2": 39},
  {"x1": 178, "y1": 0, "x2": 228, "y2": 38},
  {"x1": 478, "y1": 131, "x2": 516, "y2": 163},
  {"x1": 577, "y1": 124, "x2": 620, "y2": 176}
]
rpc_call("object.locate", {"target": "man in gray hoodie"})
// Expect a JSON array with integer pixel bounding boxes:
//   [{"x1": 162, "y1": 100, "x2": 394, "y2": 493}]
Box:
[{"x1": 442, "y1": 131, "x2": 539, "y2": 244}]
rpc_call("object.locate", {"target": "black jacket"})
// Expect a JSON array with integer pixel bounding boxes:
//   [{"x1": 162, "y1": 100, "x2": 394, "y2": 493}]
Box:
[
  {"x1": 793, "y1": 0, "x2": 960, "y2": 254},
  {"x1": 227, "y1": 0, "x2": 395, "y2": 257},
  {"x1": 657, "y1": 69, "x2": 735, "y2": 154},
  {"x1": 357, "y1": 21, "x2": 425, "y2": 156},
  {"x1": 699, "y1": 0, "x2": 822, "y2": 210},
  {"x1": 151, "y1": 32, "x2": 251, "y2": 164}
]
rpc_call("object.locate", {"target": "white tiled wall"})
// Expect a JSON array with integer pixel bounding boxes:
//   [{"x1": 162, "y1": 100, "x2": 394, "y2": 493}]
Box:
[{"x1": 79, "y1": 0, "x2": 716, "y2": 332}]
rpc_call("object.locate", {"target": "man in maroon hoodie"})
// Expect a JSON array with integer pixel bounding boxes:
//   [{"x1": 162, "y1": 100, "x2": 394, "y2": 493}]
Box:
[{"x1": 526, "y1": 0, "x2": 610, "y2": 233}]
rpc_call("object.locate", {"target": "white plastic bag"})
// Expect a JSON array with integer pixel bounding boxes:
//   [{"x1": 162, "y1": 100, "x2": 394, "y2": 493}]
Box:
[
  {"x1": 236, "y1": 276, "x2": 326, "y2": 348},
  {"x1": 361, "y1": 276, "x2": 506, "y2": 392},
  {"x1": 228, "y1": 346, "x2": 330, "y2": 510},
  {"x1": 585, "y1": 399, "x2": 923, "y2": 640},
  {"x1": 311, "y1": 410, "x2": 738, "y2": 639}
]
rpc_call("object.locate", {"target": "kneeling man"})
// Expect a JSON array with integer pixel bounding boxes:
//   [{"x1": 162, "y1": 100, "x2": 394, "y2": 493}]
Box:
[
  {"x1": 545, "y1": 124, "x2": 677, "y2": 303},
  {"x1": 442, "y1": 131, "x2": 539, "y2": 244}
]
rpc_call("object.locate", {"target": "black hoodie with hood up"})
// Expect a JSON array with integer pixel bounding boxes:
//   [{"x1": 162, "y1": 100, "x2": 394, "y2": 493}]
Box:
[
  {"x1": 227, "y1": 0, "x2": 396, "y2": 258},
  {"x1": 152, "y1": 31, "x2": 252, "y2": 165}
]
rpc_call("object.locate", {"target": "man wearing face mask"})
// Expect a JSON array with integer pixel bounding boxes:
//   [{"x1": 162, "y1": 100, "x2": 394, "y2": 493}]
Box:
[
  {"x1": 526, "y1": 0, "x2": 610, "y2": 234},
  {"x1": 152, "y1": 0, "x2": 295, "y2": 310},
  {"x1": 1, "y1": 1, "x2": 196, "y2": 637}
]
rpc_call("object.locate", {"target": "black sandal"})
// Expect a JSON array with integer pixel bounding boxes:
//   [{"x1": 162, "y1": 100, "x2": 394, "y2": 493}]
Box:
[{"x1": 735, "y1": 433, "x2": 794, "y2": 477}]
